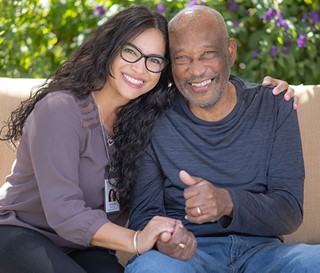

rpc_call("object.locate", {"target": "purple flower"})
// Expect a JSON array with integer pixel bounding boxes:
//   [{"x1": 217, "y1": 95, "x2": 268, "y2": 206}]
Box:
[
  {"x1": 274, "y1": 12, "x2": 289, "y2": 30},
  {"x1": 233, "y1": 21, "x2": 240, "y2": 27},
  {"x1": 308, "y1": 11, "x2": 320, "y2": 23},
  {"x1": 270, "y1": 46, "x2": 278, "y2": 57},
  {"x1": 188, "y1": 0, "x2": 206, "y2": 6},
  {"x1": 188, "y1": 0, "x2": 197, "y2": 6},
  {"x1": 279, "y1": 19, "x2": 289, "y2": 30},
  {"x1": 93, "y1": 5, "x2": 105, "y2": 16},
  {"x1": 228, "y1": 1, "x2": 239, "y2": 12},
  {"x1": 302, "y1": 13, "x2": 308, "y2": 22},
  {"x1": 297, "y1": 33, "x2": 307, "y2": 48},
  {"x1": 284, "y1": 41, "x2": 292, "y2": 47},
  {"x1": 251, "y1": 50, "x2": 259, "y2": 58},
  {"x1": 282, "y1": 47, "x2": 289, "y2": 55},
  {"x1": 157, "y1": 4, "x2": 165, "y2": 12},
  {"x1": 261, "y1": 8, "x2": 277, "y2": 22}
]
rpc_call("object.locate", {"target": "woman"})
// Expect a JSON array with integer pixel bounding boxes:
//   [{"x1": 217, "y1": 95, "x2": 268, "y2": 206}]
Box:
[
  {"x1": 0, "y1": 5, "x2": 178, "y2": 273},
  {"x1": 0, "y1": 4, "x2": 294, "y2": 273}
]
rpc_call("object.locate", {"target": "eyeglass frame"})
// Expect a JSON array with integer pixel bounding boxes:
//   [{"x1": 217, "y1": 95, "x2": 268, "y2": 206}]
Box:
[{"x1": 120, "y1": 42, "x2": 169, "y2": 73}]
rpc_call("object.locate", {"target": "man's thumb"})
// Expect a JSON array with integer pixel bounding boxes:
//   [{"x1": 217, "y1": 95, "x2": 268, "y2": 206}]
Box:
[{"x1": 179, "y1": 170, "x2": 198, "y2": 186}]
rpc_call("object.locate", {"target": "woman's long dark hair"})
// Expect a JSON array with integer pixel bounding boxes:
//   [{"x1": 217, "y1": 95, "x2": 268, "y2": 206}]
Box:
[
  {"x1": 0, "y1": 5, "x2": 170, "y2": 142},
  {"x1": 111, "y1": 7, "x2": 176, "y2": 205},
  {"x1": 0, "y1": 5, "x2": 175, "y2": 204}
]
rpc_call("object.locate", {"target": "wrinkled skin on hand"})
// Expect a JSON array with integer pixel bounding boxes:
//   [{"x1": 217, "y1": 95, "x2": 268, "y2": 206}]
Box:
[{"x1": 156, "y1": 220, "x2": 197, "y2": 260}]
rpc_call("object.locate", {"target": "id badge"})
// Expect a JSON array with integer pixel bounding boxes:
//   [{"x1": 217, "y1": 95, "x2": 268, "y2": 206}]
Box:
[{"x1": 104, "y1": 178, "x2": 120, "y2": 214}]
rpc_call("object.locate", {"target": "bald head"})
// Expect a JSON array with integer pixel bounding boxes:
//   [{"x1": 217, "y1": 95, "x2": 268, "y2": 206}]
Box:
[{"x1": 168, "y1": 6, "x2": 229, "y2": 43}]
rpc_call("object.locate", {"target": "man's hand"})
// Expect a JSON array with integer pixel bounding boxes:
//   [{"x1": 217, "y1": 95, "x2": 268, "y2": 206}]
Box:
[
  {"x1": 179, "y1": 170, "x2": 233, "y2": 224},
  {"x1": 262, "y1": 76, "x2": 299, "y2": 110},
  {"x1": 156, "y1": 220, "x2": 197, "y2": 260}
]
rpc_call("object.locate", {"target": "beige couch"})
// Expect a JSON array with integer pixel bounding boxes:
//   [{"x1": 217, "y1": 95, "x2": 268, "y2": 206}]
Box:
[{"x1": 0, "y1": 77, "x2": 319, "y2": 264}]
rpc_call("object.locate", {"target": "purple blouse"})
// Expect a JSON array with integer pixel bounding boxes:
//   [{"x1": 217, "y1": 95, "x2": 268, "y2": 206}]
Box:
[{"x1": 0, "y1": 91, "x2": 128, "y2": 251}]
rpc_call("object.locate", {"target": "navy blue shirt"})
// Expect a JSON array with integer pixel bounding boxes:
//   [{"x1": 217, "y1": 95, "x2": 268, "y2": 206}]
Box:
[{"x1": 129, "y1": 75, "x2": 304, "y2": 239}]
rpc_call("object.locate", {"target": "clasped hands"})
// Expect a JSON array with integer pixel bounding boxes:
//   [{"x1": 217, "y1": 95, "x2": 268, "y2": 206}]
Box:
[{"x1": 153, "y1": 170, "x2": 233, "y2": 260}]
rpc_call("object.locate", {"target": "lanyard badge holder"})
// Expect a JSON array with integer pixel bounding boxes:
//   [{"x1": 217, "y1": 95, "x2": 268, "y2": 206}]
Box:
[
  {"x1": 104, "y1": 178, "x2": 120, "y2": 213},
  {"x1": 92, "y1": 92, "x2": 120, "y2": 214}
]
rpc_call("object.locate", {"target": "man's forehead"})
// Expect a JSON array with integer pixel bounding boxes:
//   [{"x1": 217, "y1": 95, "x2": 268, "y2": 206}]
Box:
[
  {"x1": 170, "y1": 43, "x2": 217, "y2": 55},
  {"x1": 169, "y1": 12, "x2": 228, "y2": 49},
  {"x1": 169, "y1": 25, "x2": 218, "y2": 45},
  {"x1": 169, "y1": 12, "x2": 211, "y2": 32},
  {"x1": 169, "y1": 6, "x2": 213, "y2": 24}
]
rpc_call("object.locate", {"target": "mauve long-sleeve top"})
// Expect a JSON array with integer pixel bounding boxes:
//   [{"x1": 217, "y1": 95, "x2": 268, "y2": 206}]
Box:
[{"x1": 0, "y1": 91, "x2": 128, "y2": 251}]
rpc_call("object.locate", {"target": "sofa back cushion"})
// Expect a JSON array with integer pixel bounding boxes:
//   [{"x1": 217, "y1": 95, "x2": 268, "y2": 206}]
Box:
[{"x1": 283, "y1": 86, "x2": 320, "y2": 244}]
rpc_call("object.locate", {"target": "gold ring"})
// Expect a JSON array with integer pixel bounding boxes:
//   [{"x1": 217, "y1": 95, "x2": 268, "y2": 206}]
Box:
[
  {"x1": 197, "y1": 206, "x2": 202, "y2": 216},
  {"x1": 178, "y1": 243, "x2": 186, "y2": 249}
]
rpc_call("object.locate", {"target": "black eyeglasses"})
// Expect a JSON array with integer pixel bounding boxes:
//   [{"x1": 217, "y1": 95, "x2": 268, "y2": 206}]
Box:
[{"x1": 120, "y1": 42, "x2": 169, "y2": 73}]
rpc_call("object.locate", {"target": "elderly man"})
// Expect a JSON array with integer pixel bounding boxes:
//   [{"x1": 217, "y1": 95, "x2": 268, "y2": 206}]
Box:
[{"x1": 125, "y1": 5, "x2": 320, "y2": 273}]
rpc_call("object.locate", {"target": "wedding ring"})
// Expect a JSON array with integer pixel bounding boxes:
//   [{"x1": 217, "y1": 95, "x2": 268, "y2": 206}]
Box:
[
  {"x1": 178, "y1": 243, "x2": 186, "y2": 249},
  {"x1": 197, "y1": 206, "x2": 202, "y2": 216}
]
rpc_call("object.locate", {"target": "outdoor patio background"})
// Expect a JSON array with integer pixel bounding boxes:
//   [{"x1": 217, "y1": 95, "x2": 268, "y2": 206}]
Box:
[{"x1": 0, "y1": 0, "x2": 319, "y2": 85}]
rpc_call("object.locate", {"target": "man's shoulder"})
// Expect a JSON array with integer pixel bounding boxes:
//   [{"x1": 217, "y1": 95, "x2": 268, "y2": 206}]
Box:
[
  {"x1": 230, "y1": 74, "x2": 272, "y2": 93},
  {"x1": 230, "y1": 75, "x2": 285, "y2": 103}
]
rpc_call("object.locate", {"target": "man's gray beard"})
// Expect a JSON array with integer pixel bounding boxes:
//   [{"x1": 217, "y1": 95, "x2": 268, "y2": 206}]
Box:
[{"x1": 182, "y1": 87, "x2": 224, "y2": 109}]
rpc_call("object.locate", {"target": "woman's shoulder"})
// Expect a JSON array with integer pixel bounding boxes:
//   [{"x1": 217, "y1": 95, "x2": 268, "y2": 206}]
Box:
[
  {"x1": 37, "y1": 91, "x2": 79, "y2": 110},
  {"x1": 38, "y1": 91, "x2": 99, "y2": 128},
  {"x1": 41, "y1": 91, "x2": 82, "y2": 107}
]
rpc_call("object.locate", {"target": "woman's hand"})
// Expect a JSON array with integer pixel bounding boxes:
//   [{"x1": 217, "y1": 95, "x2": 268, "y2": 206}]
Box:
[
  {"x1": 136, "y1": 216, "x2": 178, "y2": 255},
  {"x1": 262, "y1": 76, "x2": 299, "y2": 110}
]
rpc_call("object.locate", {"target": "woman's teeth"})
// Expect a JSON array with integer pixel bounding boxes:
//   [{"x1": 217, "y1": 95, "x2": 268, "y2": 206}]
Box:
[{"x1": 124, "y1": 74, "x2": 143, "y2": 85}]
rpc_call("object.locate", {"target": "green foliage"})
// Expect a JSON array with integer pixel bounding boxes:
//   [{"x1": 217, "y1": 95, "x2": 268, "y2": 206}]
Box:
[{"x1": 0, "y1": 0, "x2": 319, "y2": 84}]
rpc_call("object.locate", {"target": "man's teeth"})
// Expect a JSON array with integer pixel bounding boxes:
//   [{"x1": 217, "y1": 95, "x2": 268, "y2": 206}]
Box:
[
  {"x1": 124, "y1": 74, "x2": 143, "y2": 85},
  {"x1": 191, "y1": 79, "x2": 211, "y2": 87}
]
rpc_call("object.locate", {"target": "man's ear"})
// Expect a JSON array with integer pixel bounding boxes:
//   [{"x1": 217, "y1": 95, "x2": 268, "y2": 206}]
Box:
[{"x1": 228, "y1": 38, "x2": 237, "y2": 67}]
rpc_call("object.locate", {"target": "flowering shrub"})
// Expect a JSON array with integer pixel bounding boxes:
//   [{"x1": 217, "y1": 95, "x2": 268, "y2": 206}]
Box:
[{"x1": 0, "y1": 0, "x2": 319, "y2": 84}]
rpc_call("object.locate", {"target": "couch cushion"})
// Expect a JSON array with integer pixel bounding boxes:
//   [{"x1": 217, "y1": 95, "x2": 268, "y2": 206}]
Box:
[{"x1": 283, "y1": 85, "x2": 320, "y2": 244}]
